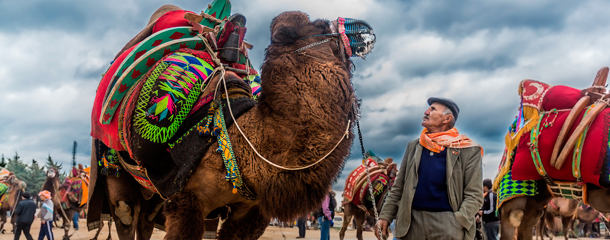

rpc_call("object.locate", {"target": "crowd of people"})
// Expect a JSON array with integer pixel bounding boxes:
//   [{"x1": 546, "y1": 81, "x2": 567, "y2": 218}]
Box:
[{"x1": 12, "y1": 190, "x2": 55, "y2": 240}]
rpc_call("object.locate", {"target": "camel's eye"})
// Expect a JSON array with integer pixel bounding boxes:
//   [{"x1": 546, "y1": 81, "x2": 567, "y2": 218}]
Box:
[
  {"x1": 271, "y1": 26, "x2": 300, "y2": 45},
  {"x1": 313, "y1": 20, "x2": 330, "y2": 32}
]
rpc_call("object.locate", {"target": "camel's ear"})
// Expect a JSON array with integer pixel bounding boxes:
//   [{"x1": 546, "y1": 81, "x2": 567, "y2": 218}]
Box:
[
  {"x1": 271, "y1": 26, "x2": 300, "y2": 45},
  {"x1": 384, "y1": 158, "x2": 393, "y2": 164}
]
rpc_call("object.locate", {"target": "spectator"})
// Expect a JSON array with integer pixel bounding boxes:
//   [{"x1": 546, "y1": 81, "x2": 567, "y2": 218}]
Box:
[
  {"x1": 13, "y1": 191, "x2": 36, "y2": 240},
  {"x1": 480, "y1": 179, "x2": 499, "y2": 240},
  {"x1": 37, "y1": 191, "x2": 54, "y2": 240}
]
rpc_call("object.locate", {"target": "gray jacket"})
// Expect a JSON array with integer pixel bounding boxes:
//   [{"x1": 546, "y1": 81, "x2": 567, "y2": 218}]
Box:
[
  {"x1": 379, "y1": 139, "x2": 483, "y2": 239},
  {"x1": 38, "y1": 199, "x2": 54, "y2": 222}
]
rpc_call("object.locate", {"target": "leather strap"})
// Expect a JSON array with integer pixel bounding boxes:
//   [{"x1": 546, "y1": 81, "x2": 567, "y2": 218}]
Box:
[
  {"x1": 556, "y1": 102, "x2": 606, "y2": 168},
  {"x1": 550, "y1": 96, "x2": 589, "y2": 169}
]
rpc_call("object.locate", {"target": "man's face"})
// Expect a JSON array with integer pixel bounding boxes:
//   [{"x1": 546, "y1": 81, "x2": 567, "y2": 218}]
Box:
[{"x1": 422, "y1": 102, "x2": 451, "y2": 130}]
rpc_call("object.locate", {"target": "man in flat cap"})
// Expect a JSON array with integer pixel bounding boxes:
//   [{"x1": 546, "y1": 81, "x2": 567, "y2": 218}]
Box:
[{"x1": 377, "y1": 97, "x2": 483, "y2": 240}]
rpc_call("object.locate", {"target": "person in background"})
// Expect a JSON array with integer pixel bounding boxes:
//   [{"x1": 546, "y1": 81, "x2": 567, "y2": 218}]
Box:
[
  {"x1": 317, "y1": 187, "x2": 336, "y2": 240},
  {"x1": 296, "y1": 214, "x2": 307, "y2": 238},
  {"x1": 480, "y1": 179, "x2": 499, "y2": 240},
  {"x1": 13, "y1": 191, "x2": 36, "y2": 240},
  {"x1": 72, "y1": 212, "x2": 79, "y2": 230},
  {"x1": 37, "y1": 190, "x2": 54, "y2": 240}
]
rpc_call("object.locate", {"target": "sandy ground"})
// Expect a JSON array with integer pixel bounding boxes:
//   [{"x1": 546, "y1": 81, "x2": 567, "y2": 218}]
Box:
[
  {"x1": 4, "y1": 219, "x2": 609, "y2": 240},
  {"x1": 2, "y1": 218, "x2": 378, "y2": 240}
]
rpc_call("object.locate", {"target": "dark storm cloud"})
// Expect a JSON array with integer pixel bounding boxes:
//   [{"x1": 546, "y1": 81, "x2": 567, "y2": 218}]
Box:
[
  {"x1": 2, "y1": 0, "x2": 610, "y2": 193},
  {"x1": 409, "y1": 0, "x2": 579, "y2": 37}
]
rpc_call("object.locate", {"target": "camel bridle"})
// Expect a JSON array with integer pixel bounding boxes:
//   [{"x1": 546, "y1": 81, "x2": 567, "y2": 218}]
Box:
[{"x1": 191, "y1": 21, "x2": 355, "y2": 171}]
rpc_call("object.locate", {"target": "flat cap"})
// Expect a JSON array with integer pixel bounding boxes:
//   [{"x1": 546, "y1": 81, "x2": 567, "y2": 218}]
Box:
[{"x1": 427, "y1": 97, "x2": 460, "y2": 121}]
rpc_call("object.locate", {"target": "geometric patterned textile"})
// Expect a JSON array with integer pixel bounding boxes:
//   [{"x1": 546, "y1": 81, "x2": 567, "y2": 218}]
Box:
[
  {"x1": 133, "y1": 50, "x2": 215, "y2": 143},
  {"x1": 0, "y1": 183, "x2": 8, "y2": 201},
  {"x1": 497, "y1": 170, "x2": 539, "y2": 208}
]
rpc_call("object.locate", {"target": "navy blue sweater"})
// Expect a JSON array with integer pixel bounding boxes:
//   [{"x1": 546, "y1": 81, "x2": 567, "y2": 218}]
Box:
[{"x1": 412, "y1": 148, "x2": 453, "y2": 212}]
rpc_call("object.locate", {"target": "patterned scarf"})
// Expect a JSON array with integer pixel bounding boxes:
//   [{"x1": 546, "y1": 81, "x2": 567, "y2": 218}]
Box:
[{"x1": 419, "y1": 128, "x2": 483, "y2": 154}]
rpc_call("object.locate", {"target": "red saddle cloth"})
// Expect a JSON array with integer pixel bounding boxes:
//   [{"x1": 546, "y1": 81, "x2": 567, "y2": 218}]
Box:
[
  {"x1": 511, "y1": 85, "x2": 610, "y2": 186},
  {"x1": 90, "y1": 10, "x2": 194, "y2": 150},
  {"x1": 343, "y1": 158, "x2": 381, "y2": 206}
]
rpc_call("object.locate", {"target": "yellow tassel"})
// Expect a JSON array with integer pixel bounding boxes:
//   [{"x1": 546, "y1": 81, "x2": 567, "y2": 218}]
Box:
[
  {"x1": 494, "y1": 107, "x2": 541, "y2": 192},
  {"x1": 232, "y1": 187, "x2": 237, "y2": 194}
]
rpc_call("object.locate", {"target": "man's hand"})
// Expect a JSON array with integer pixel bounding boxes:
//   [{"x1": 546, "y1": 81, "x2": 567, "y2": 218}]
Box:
[
  {"x1": 377, "y1": 219, "x2": 389, "y2": 239},
  {"x1": 41, "y1": 221, "x2": 45, "y2": 225}
]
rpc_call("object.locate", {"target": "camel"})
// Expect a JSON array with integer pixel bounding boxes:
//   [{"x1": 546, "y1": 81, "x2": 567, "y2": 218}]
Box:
[
  {"x1": 42, "y1": 168, "x2": 88, "y2": 240},
  {"x1": 90, "y1": 218, "x2": 113, "y2": 240},
  {"x1": 536, "y1": 198, "x2": 578, "y2": 240},
  {"x1": 0, "y1": 173, "x2": 26, "y2": 234},
  {"x1": 495, "y1": 68, "x2": 610, "y2": 240},
  {"x1": 87, "y1": 151, "x2": 165, "y2": 240},
  {"x1": 88, "y1": 3, "x2": 375, "y2": 239},
  {"x1": 339, "y1": 156, "x2": 397, "y2": 240},
  {"x1": 575, "y1": 204, "x2": 601, "y2": 238}
]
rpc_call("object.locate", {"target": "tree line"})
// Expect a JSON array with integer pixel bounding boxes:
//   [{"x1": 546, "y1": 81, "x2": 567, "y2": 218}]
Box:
[{"x1": 0, "y1": 152, "x2": 70, "y2": 197}]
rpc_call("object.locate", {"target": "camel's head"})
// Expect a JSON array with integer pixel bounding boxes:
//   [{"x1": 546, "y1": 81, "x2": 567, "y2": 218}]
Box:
[
  {"x1": 267, "y1": 12, "x2": 375, "y2": 69},
  {"x1": 47, "y1": 168, "x2": 58, "y2": 179},
  {"x1": 4, "y1": 178, "x2": 26, "y2": 207}
]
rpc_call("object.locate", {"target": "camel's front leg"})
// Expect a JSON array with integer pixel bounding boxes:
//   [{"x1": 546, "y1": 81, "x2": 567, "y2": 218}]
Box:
[
  {"x1": 217, "y1": 204, "x2": 270, "y2": 240},
  {"x1": 91, "y1": 219, "x2": 104, "y2": 240},
  {"x1": 136, "y1": 195, "x2": 164, "y2": 240},
  {"x1": 500, "y1": 197, "x2": 526, "y2": 240},
  {"x1": 163, "y1": 190, "x2": 206, "y2": 240},
  {"x1": 106, "y1": 173, "x2": 142, "y2": 240},
  {"x1": 339, "y1": 203, "x2": 354, "y2": 240}
]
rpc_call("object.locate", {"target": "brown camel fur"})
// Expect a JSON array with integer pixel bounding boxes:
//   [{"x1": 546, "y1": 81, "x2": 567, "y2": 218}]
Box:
[
  {"x1": 535, "y1": 198, "x2": 577, "y2": 240},
  {"x1": 500, "y1": 185, "x2": 610, "y2": 240},
  {"x1": 42, "y1": 168, "x2": 88, "y2": 240},
  {"x1": 339, "y1": 158, "x2": 397, "y2": 240},
  {"x1": 575, "y1": 204, "x2": 600, "y2": 238},
  {"x1": 0, "y1": 175, "x2": 26, "y2": 234},
  {"x1": 91, "y1": 10, "x2": 361, "y2": 240},
  {"x1": 161, "y1": 11, "x2": 358, "y2": 240}
]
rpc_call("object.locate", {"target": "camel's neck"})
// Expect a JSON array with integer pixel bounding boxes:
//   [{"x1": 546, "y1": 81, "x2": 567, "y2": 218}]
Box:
[{"x1": 247, "y1": 54, "x2": 355, "y2": 221}]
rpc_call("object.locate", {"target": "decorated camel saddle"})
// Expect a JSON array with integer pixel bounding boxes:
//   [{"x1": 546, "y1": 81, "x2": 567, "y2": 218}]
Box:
[
  {"x1": 60, "y1": 165, "x2": 90, "y2": 208},
  {"x1": 91, "y1": 0, "x2": 376, "y2": 200},
  {"x1": 343, "y1": 151, "x2": 397, "y2": 211},
  {"x1": 495, "y1": 67, "x2": 610, "y2": 207},
  {"x1": 0, "y1": 169, "x2": 15, "y2": 206},
  {"x1": 90, "y1": 0, "x2": 260, "y2": 198}
]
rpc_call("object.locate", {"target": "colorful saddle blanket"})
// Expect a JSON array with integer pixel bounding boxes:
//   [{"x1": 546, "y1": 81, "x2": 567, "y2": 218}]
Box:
[
  {"x1": 344, "y1": 158, "x2": 379, "y2": 204},
  {"x1": 343, "y1": 158, "x2": 393, "y2": 207},
  {"x1": 497, "y1": 79, "x2": 610, "y2": 189},
  {"x1": 111, "y1": 52, "x2": 256, "y2": 197},
  {"x1": 512, "y1": 108, "x2": 610, "y2": 186},
  {"x1": 90, "y1": 9, "x2": 261, "y2": 151},
  {"x1": 497, "y1": 170, "x2": 539, "y2": 208},
  {"x1": 61, "y1": 176, "x2": 90, "y2": 207}
]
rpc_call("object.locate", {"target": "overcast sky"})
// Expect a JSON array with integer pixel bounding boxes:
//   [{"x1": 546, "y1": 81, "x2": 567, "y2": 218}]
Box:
[{"x1": 2, "y1": 0, "x2": 610, "y2": 201}]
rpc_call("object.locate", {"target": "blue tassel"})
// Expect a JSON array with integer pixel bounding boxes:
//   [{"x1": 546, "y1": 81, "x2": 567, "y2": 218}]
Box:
[
  {"x1": 217, "y1": 146, "x2": 223, "y2": 153},
  {"x1": 212, "y1": 126, "x2": 222, "y2": 136}
]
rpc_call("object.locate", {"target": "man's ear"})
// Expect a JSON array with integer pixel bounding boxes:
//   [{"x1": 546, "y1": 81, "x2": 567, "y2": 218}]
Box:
[{"x1": 443, "y1": 114, "x2": 453, "y2": 124}]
